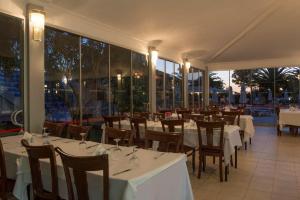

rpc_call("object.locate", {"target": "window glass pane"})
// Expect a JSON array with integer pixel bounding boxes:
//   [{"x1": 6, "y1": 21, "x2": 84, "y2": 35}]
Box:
[
  {"x1": 231, "y1": 69, "x2": 252, "y2": 105},
  {"x1": 132, "y1": 52, "x2": 149, "y2": 112},
  {"x1": 156, "y1": 58, "x2": 165, "y2": 110},
  {"x1": 110, "y1": 45, "x2": 131, "y2": 114},
  {"x1": 45, "y1": 27, "x2": 80, "y2": 122},
  {"x1": 165, "y1": 61, "x2": 174, "y2": 109},
  {"x1": 188, "y1": 68, "x2": 194, "y2": 108},
  {"x1": 209, "y1": 71, "x2": 228, "y2": 105},
  {"x1": 81, "y1": 38, "x2": 109, "y2": 121},
  {"x1": 0, "y1": 14, "x2": 23, "y2": 132},
  {"x1": 174, "y1": 63, "x2": 182, "y2": 108}
]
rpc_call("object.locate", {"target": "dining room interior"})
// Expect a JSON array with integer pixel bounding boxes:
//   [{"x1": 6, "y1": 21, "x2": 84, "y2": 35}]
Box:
[{"x1": 1, "y1": 0, "x2": 300, "y2": 200}]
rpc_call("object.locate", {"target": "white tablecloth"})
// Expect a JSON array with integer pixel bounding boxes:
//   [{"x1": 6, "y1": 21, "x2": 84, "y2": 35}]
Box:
[
  {"x1": 279, "y1": 109, "x2": 300, "y2": 129},
  {"x1": 239, "y1": 115, "x2": 255, "y2": 142},
  {"x1": 1, "y1": 135, "x2": 193, "y2": 200},
  {"x1": 102, "y1": 121, "x2": 242, "y2": 165}
]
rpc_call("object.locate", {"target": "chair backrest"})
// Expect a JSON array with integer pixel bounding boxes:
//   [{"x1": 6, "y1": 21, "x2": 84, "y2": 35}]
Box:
[
  {"x1": 153, "y1": 112, "x2": 165, "y2": 120},
  {"x1": 176, "y1": 110, "x2": 192, "y2": 119},
  {"x1": 161, "y1": 119, "x2": 184, "y2": 133},
  {"x1": 129, "y1": 117, "x2": 147, "y2": 141},
  {"x1": 133, "y1": 112, "x2": 150, "y2": 119},
  {"x1": 222, "y1": 111, "x2": 240, "y2": 125},
  {"x1": 102, "y1": 116, "x2": 122, "y2": 128},
  {"x1": 196, "y1": 121, "x2": 225, "y2": 151},
  {"x1": 44, "y1": 121, "x2": 65, "y2": 137},
  {"x1": 105, "y1": 127, "x2": 133, "y2": 146},
  {"x1": 55, "y1": 147, "x2": 109, "y2": 200},
  {"x1": 158, "y1": 109, "x2": 173, "y2": 114},
  {"x1": 0, "y1": 139, "x2": 7, "y2": 199},
  {"x1": 145, "y1": 130, "x2": 182, "y2": 153},
  {"x1": 67, "y1": 124, "x2": 91, "y2": 140},
  {"x1": 21, "y1": 139, "x2": 58, "y2": 200}
]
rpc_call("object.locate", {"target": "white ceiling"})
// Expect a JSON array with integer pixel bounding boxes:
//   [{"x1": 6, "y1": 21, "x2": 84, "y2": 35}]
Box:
[{"x1": 38, "y1": 0, "x2": 300, "y2": 66}]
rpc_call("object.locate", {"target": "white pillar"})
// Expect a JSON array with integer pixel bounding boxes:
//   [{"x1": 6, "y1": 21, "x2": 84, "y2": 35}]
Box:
[
  {"x1": 204, "y1": 66, "x2": 210, "y2": 106},
  {"x1": 25, "y1": 4, "x2": 45, "y2": 133},
  {"x1": 149, "y1": 50, "x2": 157, "y2": 113}
]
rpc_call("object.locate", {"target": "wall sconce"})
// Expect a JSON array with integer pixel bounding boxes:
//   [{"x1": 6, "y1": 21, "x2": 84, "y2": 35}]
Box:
[
  {"x1": 185, "y1": 59, "x2": 191, "y2": 70},
  {"x1": 117, "y1": 74, "x2": 122, "y2": 81},
  {"x1": 149, "y1": 47, "x2": 158, "y2": 64},
  {"x1": 30, "y1": 10, "x2": 45, "y2": 41}
]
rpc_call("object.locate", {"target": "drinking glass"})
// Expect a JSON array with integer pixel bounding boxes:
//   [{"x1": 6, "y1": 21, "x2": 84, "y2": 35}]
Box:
[
  {"x1": 129, "y1": 146, "x2": 138, "y2": 161},
  {"x1": 79, "y1": 132, "x2": 87, "y2": 145},
  {"x1": 114, "y1": 138, "x2": 121, "y2": 151}
]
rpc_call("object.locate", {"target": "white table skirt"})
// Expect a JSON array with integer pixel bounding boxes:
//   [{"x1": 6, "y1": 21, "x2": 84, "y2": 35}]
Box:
[
  {"x1": 102, "y1": 122, "x2": 242, "y2": 165},
  {"x1": 279, "y1": 109, "x2": 300, "y2": 130},
  {"x1": 1, "y1": 135, "x2": 194, "y2": 200},
  {"x1": 239, "y1": 115, "x2": 255, "y2": 143}
]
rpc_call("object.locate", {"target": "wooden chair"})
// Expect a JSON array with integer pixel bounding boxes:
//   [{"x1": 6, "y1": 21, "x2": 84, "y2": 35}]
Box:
[
  {"x1": 0, "y1": 140, "x2": 15, "y2": 200},
  {"x1": 176, "y1": 110, "x2": 192, "y2": 120},
  {"x1": 145, "y1": 130, "x2": 182, "y2": 153},
  {"x1": 190, "y1": 114, "x2": 205, "y2": 122},
  {"x1": 161, "y1": 119, "x2": 196, "y2": 172},
  {"x1": 102, "y1": 115, "x2": 124, "y2": 129},
  {"x1": 198, "y1": 110, "x2": 218, "y2": 121},
  {"x1": 67, "y1": 124, "x2": 92, "y2": 140},
  {"x1": 21, "y1": 139, "x2": 61, "y2": 200},
  {"x1": 104, "y1": 127, "x2": 133, "y2": 146},
  {"x1": 43, "y1": 121, "x2": 65, "y2": 137},
  {"x1": 55, "y1": 147, "x2": 109, "y2": 200},
  {"x1": 133, "y1": 112, "x2": 150, "y2": 119},
  {"x1": 153, "y1": 112, "x2": 165, "y2": 120},
  {"x1": 196, "y1": 120, "x2": 228, "y2": 182},
  {"x1": 129, "y1": 117, "x2": 147, "y2": 147}
]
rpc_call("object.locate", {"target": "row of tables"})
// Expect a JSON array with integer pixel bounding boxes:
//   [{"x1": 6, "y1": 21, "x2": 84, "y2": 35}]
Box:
[{"x1": 2, "y1": 114, "x2": 255, "y2": 200}]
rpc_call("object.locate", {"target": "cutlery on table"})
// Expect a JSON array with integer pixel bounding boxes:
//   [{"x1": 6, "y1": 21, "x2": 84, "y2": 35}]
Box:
[
  {"x1": 125, "y1": 149, "x2": 138, "y2": 157},
  {"x1": 51, "y1": 138, "x2": 63, "y2": 142},
  {"x1": 112, "y1": 168, "x2": 132, "y2": 176},
  {"x1": 86, "y1": 144, "x2": 98, "y2": 149},
  {"x1": 154, "y1": 152, "x2": 166, "y2": 159}
]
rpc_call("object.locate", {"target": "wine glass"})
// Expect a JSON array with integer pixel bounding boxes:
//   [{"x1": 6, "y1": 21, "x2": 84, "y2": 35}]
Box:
[
  {"x1": 42, "y1": 128, "x2": 50, "y2": 144},
  {"x1": 113, "y1": 138, "x2": 121, "y2": 151},
  {"x1": 79, "y1": 132, "x2": 87, "y2": 146},
  {"x1": 129, "y1": 146, "x2": 138, "y2": 161}
]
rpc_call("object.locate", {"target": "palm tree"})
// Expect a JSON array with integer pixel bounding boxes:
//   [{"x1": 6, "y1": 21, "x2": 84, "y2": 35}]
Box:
[{"x1": 209, "y1": 72, "x2": 224, "y2": 89}]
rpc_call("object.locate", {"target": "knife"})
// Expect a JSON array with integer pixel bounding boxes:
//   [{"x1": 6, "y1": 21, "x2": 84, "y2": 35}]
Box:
[{"x1": 112, "y1": 168, "x2": 132, "y2": 176}]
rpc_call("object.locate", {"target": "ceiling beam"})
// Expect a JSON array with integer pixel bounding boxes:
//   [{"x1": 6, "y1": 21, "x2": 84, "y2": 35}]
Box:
[{"x1": 207, "y1": 0, "x2": 282, "y2": 63}]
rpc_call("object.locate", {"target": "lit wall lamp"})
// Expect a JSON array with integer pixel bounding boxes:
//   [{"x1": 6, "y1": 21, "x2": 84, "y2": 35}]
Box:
[
  {"x1": 184, "y1": 59, "x2": 191, "y2": 70},
  {"x1": 117, "y1": 73, "x2": 122, "y2": 81},
  {"x1": 30, "y1": 10, "x2": 45, "y2": 41},
  {"x1": 149, "y1": 47, "x2": 158, "y2": 64}
]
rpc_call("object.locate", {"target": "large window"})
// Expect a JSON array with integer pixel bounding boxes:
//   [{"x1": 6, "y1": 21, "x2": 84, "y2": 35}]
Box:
[
  {"x1": 0, "y1": 13, "x2": 23, "y2": 132},
  {"x1": 110, "y1": 45, "x2": 131, "y2": 114},
  {"x1": 156, "y1": 58, "x2": 183, "y2": 110},
  {"x1": 209, "y1": 67, "x2": 300, "y2": 125},
  {"x1": 45, "y1": 27, "x2": 150, "y2": 123},
  {"x1": 81, "y1": 37, "x2": 109, "y2": 121},
  {"x1": 188, "y1": 67, "x2": 204, "y2": 109},
  {"x1": 132, "y1": 52, "x2": 149, "y2": 112},
  {"x1": 45, "y1": 28, "x2": 80, "y2": 122}
]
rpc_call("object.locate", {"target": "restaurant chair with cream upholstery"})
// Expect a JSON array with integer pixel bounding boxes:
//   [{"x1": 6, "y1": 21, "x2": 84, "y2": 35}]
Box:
[
  {"x1": 129, "y1": 117, "x2": 147, "y2": 147},
  {"x1": 55, "y1": 147, "x2": 109, "y2": 200},
  {"x1": 43, "y1": 121, "x2": 65, "y2": 137},
  {"x1": 104, "y1": 127, "x2": 134, "y2": 146},
  {"x1": 21, "y1": 139, "x2": 62, "y2": 200},
  {"x1": 145, "y1": 130, "x2": 182, "y2": 153},
  {"x1": 196, "y1": 120, "x2": 228, "y2": 182},
  {"x1": 0, "y1": 140, "x2": 15, "y2": 200},
  {"x1": 67, "y1": 124, "x2": 92, "y2": 141},
  {"x1": 161, "y1": 119, "x2": 196, "y2": 173}
]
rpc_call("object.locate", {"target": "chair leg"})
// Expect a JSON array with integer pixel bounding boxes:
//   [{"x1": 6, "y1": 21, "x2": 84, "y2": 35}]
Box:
[
  {"x1": 225, "y1": 165, "x2": 228, "y2": 182},
  {"x1": 244, "y1": 142, "x2": 247, "y2": 150},
  {"x1": 198, "y1": 154, "x2": 201, "y2": 179},
  {"x1": 219, "y1": 156, "x2": 223, "y2": 182},
  {"x1": 249, "y1": 138, "x2": 252, "y2": 145},
  {"x1": 192, "y1": 149, "x2": 195, "y2": 173},
  {"x1": 213, "y1": 156, "x2": 215, "y2": 164},
  {"x1": 203, "y1": 155, "x2": 206, "y2": 172},
  {"x1": 230, "y1": 156, "x2": 233, "y2": 167},
  {"x1": 235, "y1": 146, "x2": 237, "y2": 168}
]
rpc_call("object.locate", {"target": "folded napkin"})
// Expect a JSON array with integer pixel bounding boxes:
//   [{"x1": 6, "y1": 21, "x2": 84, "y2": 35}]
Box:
[
  {"x1": 22, "y1": 132, "x2": 33, "y2": 143},
  {"x1": 92, "y1": 144, "x2": 109, "y2": 156}
]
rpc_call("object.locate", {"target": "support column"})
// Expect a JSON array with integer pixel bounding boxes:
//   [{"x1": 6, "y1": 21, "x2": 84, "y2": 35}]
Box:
[
  {"x1": 25, "y1": 4, "x2": 45, "y2": 133},
  {"x1": 183, "y1": 63, "x2": 189, "y2": 108},
  {"x1": 204, "y1": 66, "x2": 210, "y2": 106},
  {"x1": 149, "y1": 51, "x2": 157, "y2": 113}
]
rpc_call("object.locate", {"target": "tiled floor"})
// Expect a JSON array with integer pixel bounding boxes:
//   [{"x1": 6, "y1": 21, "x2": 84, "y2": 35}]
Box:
[{"x1": 189, "y1": 126, "x2": 300, "y2": 200}]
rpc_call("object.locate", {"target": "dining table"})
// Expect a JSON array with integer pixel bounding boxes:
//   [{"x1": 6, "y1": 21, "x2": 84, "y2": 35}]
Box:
[
  {"x1": 102, "y1": 120, "x2": 242, "y2": 165},
  {"x1": 279, "y1": 109, "x2": 300, "y2": 130},
  {"x1": 1, "y1": 134, "x2": 194, "y2": 200}
]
